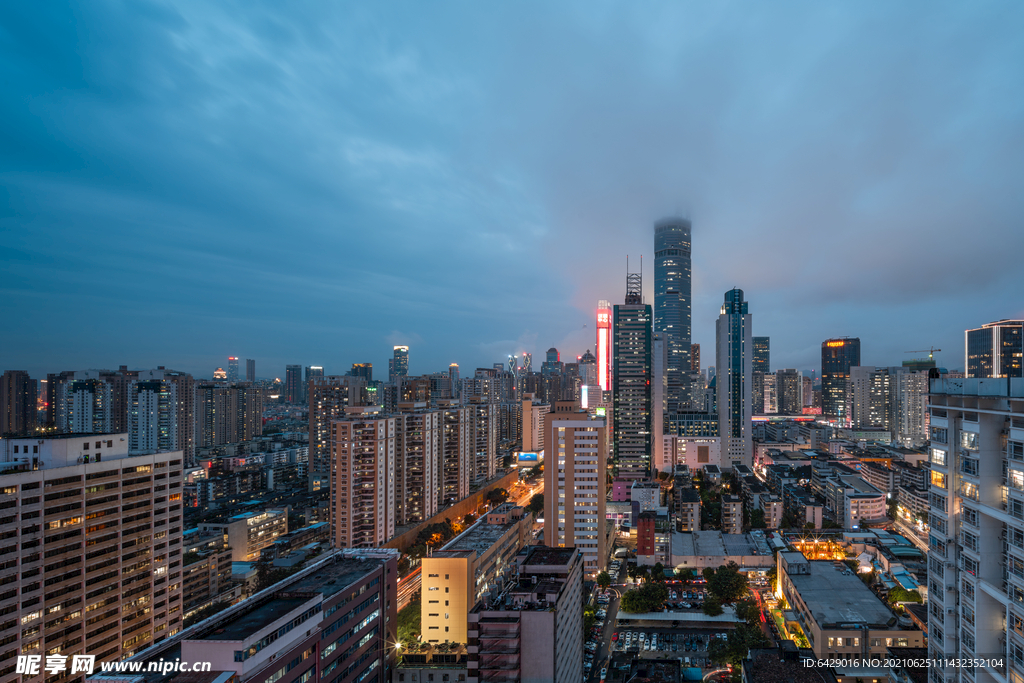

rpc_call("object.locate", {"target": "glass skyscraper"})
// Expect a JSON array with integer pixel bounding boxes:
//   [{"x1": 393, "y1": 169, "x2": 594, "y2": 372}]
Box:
[
  {"x1": 715, "y1": 288, "x2": 752, "y2": 465},
  {"x1": 821, "y1": 337, "x2": 860, "y2": 421},
  {"x1": 654, "y1": 217, "x2": 692, "y2": 413},
  {"x1": 613, "y1": 272, "x2": 652, "y2": 479},
  {"x1": 965, "y1": 319, "x2": 1024, "y2": 378},
  {"x1": 751, "y1": 336, "x2": 770, "y2": 414}
]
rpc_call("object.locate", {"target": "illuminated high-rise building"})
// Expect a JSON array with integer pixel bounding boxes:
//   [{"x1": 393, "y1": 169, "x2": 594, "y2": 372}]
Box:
[
  {"x1": 390, "y1": 345, "x2": 410, "y2": 381},
  {"x1": 304, "y1": 365, "x2": 324, "y2": 404},
  {"x1": 715, "y1": 289, "x2": 752, "y2": 465},
  {"x1": 751, "y1": 336, "x2": 770, "y2": 414},
  {"x1": 821, "y1": 337, "x2": 861, "y2": 421},
  {"x1": 613, "y1": 270, "x2": 653, "y2": 479},
  {"x1": 227, "y1": 356, "x2": 239, "y2": 383},
  {"x1": 965, "y1": 319, "x2": 1024, "y2": 378},
  {"x1": 690, "y1": 343, "x2": 700, "y2": 372},
  {"x1": 597, "y1": 300, "x2": 612, "y2": 391},
  {"x1": 349, "y1": 362, "x2": 373, "y2": 382},
  {"x1": 127, "y1": 368, "x2": 196, "y2": 463},
  {"x1": 654, "y1": 217, "x2": 692, "y2": 412}
]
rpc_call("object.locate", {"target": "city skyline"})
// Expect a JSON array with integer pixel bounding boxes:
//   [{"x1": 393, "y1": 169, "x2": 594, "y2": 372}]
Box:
[{"x1": 2, "y1": 4, "x2": 1023, "y2": 379}]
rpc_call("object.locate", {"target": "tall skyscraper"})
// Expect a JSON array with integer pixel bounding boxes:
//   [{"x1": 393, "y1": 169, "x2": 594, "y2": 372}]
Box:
[
  {"x1": 715, "y1": 289, "x2": 752, "y2": 465},
  {"x1": 965, "y1": 319, "x2": 1024, "y2": 378},
  {"x1": 245, "y1": 357, "x2": 256, "y2": 382},
  {"x1": 284, "y1": 364, "x2": 303, "y2": 404},
  {"x1": 753, "y1": 337, "x2": 770, "y2": 373},
  {"x1": 751, "y1": 337, "x2": 770, "y2": 415},
  {"x1": 613, "y1": 269, "x2": 653, "y2": 479},
  {"x1": 449, "y1": 362, "x2": 460, "y2": 384},
  {"x1": 821, "y1": 337, "x2": 861, "y2": 421},
  {"x1": 390, "y1": 345, "x2": 410, "y2": 382},
  {"x1": 597, "y1": 300, "x2": 612, "y2": 391},
  {"x1": 226, "y1": 356, "x2": 239, "y2": 383},
  {"x1": 0, "y1": 369, "x2": 36, "y2": 436},
  {"x1": 654, "y1": 217, "x2": 692, "y2": 412},
  {"x1": 195, "y1": 381, "x2": 264, "y2": 447},
  {"x1": 544, "y1": 402, "x2": 607, "y2": 575},
  {"x1": 690, "y1": 343, "x2": 700, "y2": 372},
  {"x1": 775, "y1": 368, "x2": 803, "y2": 415},
  {"x1": 349, "y1": 362, "x2": 373, "y2": 382},
  {"x1": 927, "y1": 376, "x2": 1024, "y2": 682},
  {"x1": 304, "y1": 365, "x2": 324, "y2": 404},
  {"x1": 331, "y1": 406, "x2": 397, "y2": 547}
]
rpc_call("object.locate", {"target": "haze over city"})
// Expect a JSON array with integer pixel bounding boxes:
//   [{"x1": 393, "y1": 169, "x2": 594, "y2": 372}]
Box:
[{"x1": 3, "y1": 2, "x2": 1024, "y2": 378}]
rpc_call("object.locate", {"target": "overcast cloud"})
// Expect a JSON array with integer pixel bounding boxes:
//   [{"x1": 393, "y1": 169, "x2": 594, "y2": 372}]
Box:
[{"x1": 2, "y1": 1, "x2": 1022, "y2": 379}]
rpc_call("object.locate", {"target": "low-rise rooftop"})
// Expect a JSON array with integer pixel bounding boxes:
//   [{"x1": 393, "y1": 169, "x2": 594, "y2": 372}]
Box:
[{"x1": 787, "y1": 561, "x2": 895, "y2": 628}]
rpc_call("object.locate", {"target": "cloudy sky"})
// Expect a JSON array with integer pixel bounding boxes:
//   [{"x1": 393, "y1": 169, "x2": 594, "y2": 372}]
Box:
[{"x1": 2, "y1": 1, "x2": 1023, "y2": 380}]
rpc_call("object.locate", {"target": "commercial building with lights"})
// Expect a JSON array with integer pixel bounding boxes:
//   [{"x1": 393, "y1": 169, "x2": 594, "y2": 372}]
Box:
[
  {"x1": 613, "y1": 272, "x2": 653, "y2": 478},
  {"x1": 965, "y1": 319, "x2": 1024, "y2": 378},
  {"x1": 544, "y1": 402, "x2": 607, "y2": 575},
  {"x1": 596, "y1": 300, "x2": 612, "y2": 392},
  {"x1": 716, "y1": 288, "x2": 753, "y2": 465},
  {"x1": 821, "y1": 338, "x2": 861, "y2": 423},
  {"x1": 927, "y1": 376, "x2": 1024, "y2": 683}
]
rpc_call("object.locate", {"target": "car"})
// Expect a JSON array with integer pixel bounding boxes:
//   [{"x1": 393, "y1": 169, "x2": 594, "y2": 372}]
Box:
[{"x1": 643, "y1": 641, "x2": 650, "y2": 651}]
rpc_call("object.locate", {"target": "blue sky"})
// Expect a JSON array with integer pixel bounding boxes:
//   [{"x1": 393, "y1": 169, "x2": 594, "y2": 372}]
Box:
[{"x1": 2, "y1": 1, "x2": 1023, "y2": 380}]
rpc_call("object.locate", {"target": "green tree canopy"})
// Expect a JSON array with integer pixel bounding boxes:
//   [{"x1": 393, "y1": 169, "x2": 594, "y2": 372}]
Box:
[
  {"x1": 674, "y1": 567, "x2": 695, "y2": 582},
  {"x1": 619, "y1": 581, "x2": 670, "y2": 613},
  {"x1": 527, "y1": 494, "x2": 544, "y2": 515},
  {"x1": 397, "y1": 597, "x2": 421, "y2": 645},
  {"x1": 486, "y1": 488, "x2": 509, "y2": 505},
  {"x1": 708, "y1": 623, "x2": 771, "y2": 668},
  {"x1": 707, "y1": 563, "x2": 749, "y2": 603},
  {"x1": 702, "y1": 597, "x2": 724, "y2": 616},
  {"x1": 597, "y1": 571, "x2": 611, "y2": 590},
  {"x1": 651, "y1": 562, "x2": 666, "y2": 581},
  {"x1": 749, "y1": 509, "x2": 766, "y2": 529}
]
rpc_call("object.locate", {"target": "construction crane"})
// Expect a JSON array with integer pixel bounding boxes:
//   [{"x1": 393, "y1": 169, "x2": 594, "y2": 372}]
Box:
[{"x1": 905, "y1": 347, "x2": 941, "y2": 360}]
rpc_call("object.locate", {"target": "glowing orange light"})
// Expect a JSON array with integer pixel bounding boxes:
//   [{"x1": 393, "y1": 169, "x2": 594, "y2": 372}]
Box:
[{"x1": 826, "y1": 341, "x2": 845, "y2": 348}]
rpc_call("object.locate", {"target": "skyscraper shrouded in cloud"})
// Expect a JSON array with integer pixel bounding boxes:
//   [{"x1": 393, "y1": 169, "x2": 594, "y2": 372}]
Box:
[
  {"x1": 227, "y1": 356, "x2": 239, "y2": 383},
  {"x1": 821, "y1": 337, "x2": 861, "y2": 422},
  {"x1": 654, "y1": 217, "x2": 692, "y2": 412},
  {"x1": 597, "y1": 300, "x2": 612, "y2": 391},
  {"x1": 965, "y1": 319, "x2": 1024, "y2": 378},
  {"x1": 715, "y1": 288, "x2": 752, "y2": 466},
  {"x1": 613, "y1": 268, "x2": 653, "y2": 479}
]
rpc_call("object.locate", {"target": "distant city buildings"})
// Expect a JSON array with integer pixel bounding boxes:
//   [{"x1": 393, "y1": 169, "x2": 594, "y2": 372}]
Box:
[
  {"x1": 390, "y1": 345, "x2": 410, "y2": 381},
  {"x1": 1, "y1": 370, "x2": 37, "y2": 436},
  {"x1": 596, "y1": 300, "x2": 612, "y2": 391},
  {"x1": 128, "y1": 367, "x2": 196, "y2": 464},
  {"x1": 227, "y1": 356, "x2": 239, "y2": 383},
  {"x1": 284, "y1": 364, "x2": 303, "y2": 404},
  {"x1": 245, "y1": 357, "x2": 255, "y2": 381}
]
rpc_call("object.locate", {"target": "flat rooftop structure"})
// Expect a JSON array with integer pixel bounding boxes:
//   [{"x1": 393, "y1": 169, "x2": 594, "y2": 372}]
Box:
[
  {"x1": 677, "y1": 488, "x2": 701, "y2": 503},
  {"x1": 673, "y1": 531, "x2": 764, "y2": 557},
  {"x1": 787, "y1": 561, "x2": 895, "y2": 628},
  {"x1": 520, "y1": 545, "x2": 575, "y2": 567},
  {"x1": 435, "y1": 506, "x2": 522, "y2": 556},
  {"x1": 284, "y1": 553, "x2": 391, "y2": 598},
  {"x1": 206, "y1": 597, "x2": 309, "y2": 640},
  {"x1": 838, "y1": 475, "x2": 883, "y2": 496}
]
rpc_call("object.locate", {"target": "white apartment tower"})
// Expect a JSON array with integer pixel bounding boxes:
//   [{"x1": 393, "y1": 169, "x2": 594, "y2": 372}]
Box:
[
  {"x1": 927, "y1": 377, "x2": 1024, "y2": 683},
  {"x1": 543, "y1": 402, "x2": 607, "y2": 576}
]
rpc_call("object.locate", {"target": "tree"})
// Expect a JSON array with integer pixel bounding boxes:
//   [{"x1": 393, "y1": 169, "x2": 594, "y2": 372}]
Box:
[
  {"x1": 888, "y1": 587, "x2": 922, "y2": 605},
  {"x1": 749, "y1": 509, "x2": 766, "y2": 529},
  {"x1": 463, "y1": 514, "x2": 476, "y2": 526},
  {"x1": 651, "y1": 563, "x2": 666, "y2": 582},
  {"x1": 803, "y1": 521, "x2": 816, "y2": 529},
  {"x1": 707, "y1": 564, "x2": 749, "y2": 603},
  {"x1": 620, "y1": 581, "x2": 670, "y2": 613},
  {"x1": 822, "y1": 519, "x2": 844, "y2": 530},
  {"x1": 674, "y1": 567, "x2": 695, "y2": 582},
  {"x1": 486, "y1": 488, "x2": 509, "y2": 506},
  {"x1": 733, "y1": 598, "x2": 761, "y2": 625},
  {"x1": 527, "y1": 494, "x2": 544, "y2": 515},
  {"x1": 597, "y1": 571, "x2": 612, "y2": 590},
  {"x1": 709, "y1": 623, "x2": 771, "y2": 668},
  {"x1": 397, "y1": 597, "x2": 421, "y2": 645},
  {"x1": 702, "y1": 597, "x2": 724, "y2": 616}
]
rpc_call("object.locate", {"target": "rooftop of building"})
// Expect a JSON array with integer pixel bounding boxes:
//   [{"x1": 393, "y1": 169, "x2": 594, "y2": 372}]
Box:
[
  {"x1": 434, "y1": 504, "x2": 523, "y2": 556},
  {"x1": 1, "y1": 431, "x2": 127, "y2": 440},
  {"x1": 677, "y1": 488, "x2": 701, "y2": 503},
  {"x1": 836, "y1": 475, "x2": 883, "y2": 496},
  {"x1": 930, "y1": 376, "x2": 1024, "y2": 398},
  {"x1": 632, "y1": 480, "x2": 660, "y2": 489},
  {"x1": 283, "y1": 552, "x2": 392, "y2": 598},
  {"x1": 703, "y1": 464, "x2": 721, "y2": 473},
  {"x1": 673, "y1": 531, "x2": 765, "y2": 557},
  {"x1": 744, "y1": 646, "x2": 837, "y2": 683},
  {"x1": 520, "y1": 544, "x2": 576, "y2": 567},
  {"x1": 723, "y1": 494, "x2": 743, "y2": 504},
  {"x1": 785, "y1": 560, "x2": 897, "y2": 628},
  {"x1": 203, "y1": 596, "x2": 309, "y2": 641}
]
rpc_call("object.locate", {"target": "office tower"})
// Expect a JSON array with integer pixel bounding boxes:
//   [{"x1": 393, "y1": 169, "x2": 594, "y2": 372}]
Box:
[
  {"x1": 227, "y1": 356, "x2": 239, "y2": 382},
  {"x1": 468, "y1": 546, "x2": 584, "y2": 683},
  {"x1": 421, "y1": 503, "x2": 533, "y2": 644},
  {"x1": 304, "y1": 365, "x2": 323, "y2": 404},
  {"x1": 926, "y1": 376, "x2": 1024, "y2": 683},
  {"x1": 390, "y1": 345, "x2": 410, "y2": 382},
  {"x1": 654, "y1": 217, "x2": 692, "y2": 413},
  {"x1": 776, "y1": 368, "x2": 803, "y2": 415},
  {"x1": 596, "y1": 300, "x2": 612, "y2": 392},
  {"x1": 308, "y1": 375, "x2": 367, "y2": 489},
  {"x1": 691, "y1": 343, "x2": 701, "y2": 372},
  {"x1": 284, "y1": 364, "x2": 303, "y2": 404},
  {"x1": 577, "y1": 349, "x2": 597, "y2": 386},
  {"x1": 751, "y1": 336, "x2": 770, "y2": 414},
  {"x1": 438, "y1": 400, "x2": 472, "y2": 505},
  {"x1": 966, "y1": 319, "x2": 1024, "y2": 377},
  {"x1": 449, "y1": 362, "x2": 460, "y2": 385},
  {"x1": 762, "y1": 373, "x2": 778, "y2": 414},
  {"x1": 127, "y1": 368, "x2": 195, "y2": 463},
  {"x1": 753, "y1": 337, "x2": 770, "y2": 373},
  {"x1": 0, "y1": 433, "x2": 183, "y2": 662},
  {"x1": 195, "y1": 381, "x2": 264, "y2": 447},
  {"x1": 346, "y1": 362, "x2": 372, "y2": 383},
  {"x1": 0, "y1": 370, "x2": 36, "y2": 436},
  {"x1": 544, "y1": 401, "x2": 607, "y2": 575},
  {"x1": 541, "y1": 347, "x2": 563, "y2": 377},
  {"x1": 468, "y1": 397, "x2": 498, "y2": 485},
  {"x1": 394, "y1": 402, "x2": 442, "y2": 525},
  {"x1": 613, "y1": 270, "x2": 653, "y2": 479},
  {"x1": 331, "y1": 406, "x2": 397, "y2": 547},
  {"x1": 245, "y1": 358, "x2": 255, "y2": 381},
  {"x1": 715, "y1": 289, "x2": 753, "y2": 465},
  {"x1": 521, "y1": 352, "x2": 533, "y2": 375},
  {"x1": 821, "y1": 337, "x2": 861, "y2": 421},
  {"x1": 802, "y1": 375, "x2": 814, "y2": 407}
]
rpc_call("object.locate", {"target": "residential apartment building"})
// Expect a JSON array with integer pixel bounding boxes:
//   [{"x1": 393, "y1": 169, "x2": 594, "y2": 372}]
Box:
[
  {"x1": 543, "y1": 402, "x2": 607, "y2": 576},
  {"x1": 308, "y1": 375, "x2": 367, "y2": 490},
  {"x1": 927, "y1": 376, "x2": 1024, "y2": 683},
  {"x1": 676, "y1": 486, "x2": 701, "y2": 532},
  {"x1": 716, "y1": 289, "x2": 753, "y2": 465},
  {"x1": 722, "y1": 494, "x2": 743, "y2": 535},
  {"x1": 394, "y1": 403, "x2": 442, "y2": 525},
  {"x1": 0, "y1": 370, "x2": 36, "y2": 436},
  {"x1": 196, "y1": 381, "x2": 264, "y2": 448},
  {"x1": 330, "y1": 407, "x2": 397, "y2": 549},
  {"x1": 421, "y1": 503, "x2": 533, "y2": 645},
  {"x1": 467, "y1": 398, "x2": 497, "y2": 487},
  {"x1": 825, "y1": 475, "x2": 887, "y2": 529},
  {"x1": 0, "y1": 433, "x2": 184, "y2": 679},
  {"x1": 127, "y1": 367, "x2": 196, "y2": 464},
  {"x1": 438, "y1": 400, "x2": 472, "y2": 506},
  {"x1": 467, "y1": 546, "x2": 584, "y2": 683},
  {"x1": 613, "y1": 272, "x2": 654, "y2": 479},
  {"x1": 182, "y1": 529, "x2": 238, "y2": 618},
  {"x1": 762, "y1": 494, "x2": 784, "y2": 529}
]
